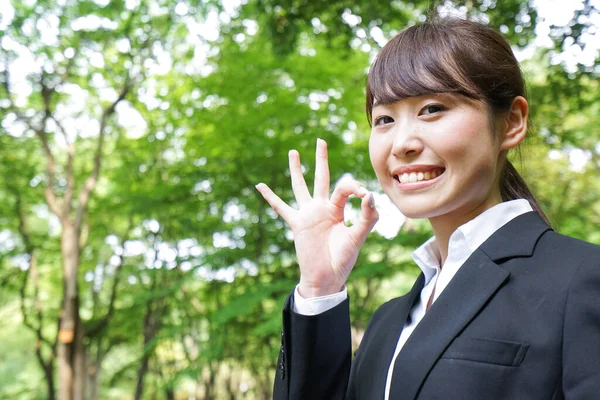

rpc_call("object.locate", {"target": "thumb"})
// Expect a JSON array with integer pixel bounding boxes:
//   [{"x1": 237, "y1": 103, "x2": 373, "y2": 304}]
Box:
[{"x1": 349, "y1": 192, "x2": 379, "y2": 244}]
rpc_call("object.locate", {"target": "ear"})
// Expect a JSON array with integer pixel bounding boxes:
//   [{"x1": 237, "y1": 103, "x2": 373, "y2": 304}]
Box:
[{"x1": 500, "y1": 96, "x2": 528, "y2": 150}]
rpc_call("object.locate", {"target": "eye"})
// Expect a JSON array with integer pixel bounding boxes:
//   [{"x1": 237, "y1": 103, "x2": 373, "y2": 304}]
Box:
[
  {"x1": 419, "y1": 104, "x2": 446, "y2": 116},
  {"x1": 373, "y1": 115, "x2": 394, "y2": 126}
]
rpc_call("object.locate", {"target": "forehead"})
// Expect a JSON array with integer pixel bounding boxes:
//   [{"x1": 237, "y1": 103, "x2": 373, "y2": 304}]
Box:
[{"x1": 366, "y1": 27, "x2": 483, "y2": 113}]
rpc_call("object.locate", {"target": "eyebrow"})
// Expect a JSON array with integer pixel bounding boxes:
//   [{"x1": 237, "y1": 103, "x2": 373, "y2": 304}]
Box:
[
  {"x1": 372, "y1": 99, "x2": 389, "y2": 108},
  {"x1": 373, "y1": 92, "x2": 461, "y2": 109},
  {"x1": 372, "y1": 99, "x2": 401, "y2": 109}
]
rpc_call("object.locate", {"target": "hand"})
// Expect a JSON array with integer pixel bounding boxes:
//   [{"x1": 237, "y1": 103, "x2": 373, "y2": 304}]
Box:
[{"x1": 256, "y1": 139, "x2": 379, "y2": 298}]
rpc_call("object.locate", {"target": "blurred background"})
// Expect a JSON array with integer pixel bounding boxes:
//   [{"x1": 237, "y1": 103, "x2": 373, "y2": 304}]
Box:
[{"x1": 0, "y1": 0, "x2": 599, "y2": 398}]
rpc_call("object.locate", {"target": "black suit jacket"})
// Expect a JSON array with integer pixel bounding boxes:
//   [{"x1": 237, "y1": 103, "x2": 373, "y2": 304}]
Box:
[{"x1": 273, "y1": 212, "x2": 600, "y2": 399}]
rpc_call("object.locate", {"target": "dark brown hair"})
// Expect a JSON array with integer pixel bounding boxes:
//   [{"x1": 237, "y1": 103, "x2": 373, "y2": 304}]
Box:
[{"x1": 366, "y1": 18, "x2": 550, "y2": 225}]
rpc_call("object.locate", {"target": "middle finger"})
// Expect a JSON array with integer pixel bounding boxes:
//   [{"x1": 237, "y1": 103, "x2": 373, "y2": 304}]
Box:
[{"x1": 313, "y1": 138, "x2": 331, "y2": 200}]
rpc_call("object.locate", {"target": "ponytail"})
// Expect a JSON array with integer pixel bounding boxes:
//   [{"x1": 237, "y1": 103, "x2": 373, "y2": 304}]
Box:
[{"x1": 500, "y1": 160, "x2": 551, "y2": 227}]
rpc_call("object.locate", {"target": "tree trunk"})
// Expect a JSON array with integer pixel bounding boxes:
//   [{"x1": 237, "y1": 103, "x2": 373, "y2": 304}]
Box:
[
  {"x1": 85, "y1": 340, "x2": 104, "y2": 400},
  {"x1": 42, "y1": 361, "x2": 57, "y2": 400},
  {"x1": 74, "y1": 321, "x2": 86, "y2": 400},
  {"x1": 204, "y1": 364, "x2": 216, "y2": 400},
  {"x1": 134, "y1": 298, "x2": 163, "y2": 400},
  {"x1": 86, "y1": 362, "x2": 100, "y2": 400},
  {"x1": 58, "y1": 223, "x2": 85, "y2": 400},
  {"x1": 134, "y1": 351, "x2": 151, "y2": 400}
]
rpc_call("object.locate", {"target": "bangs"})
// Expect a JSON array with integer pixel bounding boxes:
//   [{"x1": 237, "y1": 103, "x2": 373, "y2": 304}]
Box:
[{"x1": 366, "y1": 22, "x2": 483, "y2": 124}]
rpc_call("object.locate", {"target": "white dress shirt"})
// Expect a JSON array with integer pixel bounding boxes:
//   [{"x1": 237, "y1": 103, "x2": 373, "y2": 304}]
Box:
[{"x1": 293, "y1": 199, "x2": 533, "y2": 399}]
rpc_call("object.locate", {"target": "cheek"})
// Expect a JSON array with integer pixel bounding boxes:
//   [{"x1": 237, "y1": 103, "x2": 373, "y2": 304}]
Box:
[
  {"x1": 368, "y1": 136, "x2": 385, "y2": 172},
  {"x1": 442, "y1": 126, "x2": 496, "y2": 163}
]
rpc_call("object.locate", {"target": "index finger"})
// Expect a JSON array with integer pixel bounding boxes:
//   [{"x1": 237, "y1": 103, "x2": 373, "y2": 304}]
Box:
[
  {"x1": 330, "y1": 179, "x2": 369, "y2": 209},
  {"x1": 289, "y1": 150, "x2": 312, "y2": 206}
]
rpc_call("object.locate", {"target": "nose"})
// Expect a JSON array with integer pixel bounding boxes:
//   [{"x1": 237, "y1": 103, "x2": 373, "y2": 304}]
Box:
[{"x1": 391, "y1": 125, "x2": 424, "y2": 158}]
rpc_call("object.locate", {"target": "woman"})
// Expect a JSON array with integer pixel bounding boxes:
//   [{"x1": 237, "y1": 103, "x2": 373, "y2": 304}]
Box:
[{"x1": 255, "y1": 18, "x2": 600, "y2": 399}]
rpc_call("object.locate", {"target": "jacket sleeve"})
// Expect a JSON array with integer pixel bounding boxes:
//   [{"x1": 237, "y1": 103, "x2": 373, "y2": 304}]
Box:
[
  {"x1": 273, "y1": 292, "x2": 352, "y2": 400},
  {"x1": 562, "y1": 253, "x2": 600, "y2": 398}
]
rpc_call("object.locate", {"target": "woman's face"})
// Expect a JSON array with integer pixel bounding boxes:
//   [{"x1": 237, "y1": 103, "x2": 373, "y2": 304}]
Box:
[{"x1": 369, "y1": 94, "x2": 504, "y2": 222}]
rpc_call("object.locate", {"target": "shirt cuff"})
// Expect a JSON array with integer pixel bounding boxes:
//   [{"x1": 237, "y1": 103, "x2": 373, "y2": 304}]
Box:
[{"x1": 292, "y1": 284, "x2": 348, "y2": 316}]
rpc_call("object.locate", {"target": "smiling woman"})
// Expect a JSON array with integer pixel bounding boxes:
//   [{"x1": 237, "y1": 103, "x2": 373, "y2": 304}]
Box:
[
  {"x1": 369, "y1": 94, "x2": 504, "y2": 234},
  {"x1": 256, "y1": 17, "x2": 600, "y2": 400}
]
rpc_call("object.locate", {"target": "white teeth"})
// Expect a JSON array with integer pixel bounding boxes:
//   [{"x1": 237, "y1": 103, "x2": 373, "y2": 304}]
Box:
[{"x1": 397, "y1": 169, "x2": 443, "y2": 184}]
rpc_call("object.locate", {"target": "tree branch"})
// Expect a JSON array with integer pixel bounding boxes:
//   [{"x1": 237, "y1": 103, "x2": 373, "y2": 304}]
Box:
[
  {"x1": 86, "y1": 221, "x2": 133, "y2": 338},
  {"x1": 19, "y1": 258, "x2": 54, "y2": 371},
  {"x1": 3, "y1": 54, "x2": 60, "y2": 220},
  {"x1": 34, "y1": 74, "x2": 64, "y2": 220},
  {"x1": 74, "y1": 81, "x2": 131, "y2": 228},
  {"x1": 53, "y1": 115, "x2": 77, "y2": 216},
  {"x1": 0, "y1": 269, "x2": 21, "y2": 289},
  {"x1": 13, "y1": 190, "x2": 56, "y2": 361}
]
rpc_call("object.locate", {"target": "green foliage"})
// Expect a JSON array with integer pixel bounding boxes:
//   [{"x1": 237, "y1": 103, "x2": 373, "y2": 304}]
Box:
[{"x1": 1, "y1": 0, "x2": 599, "y2": 398}]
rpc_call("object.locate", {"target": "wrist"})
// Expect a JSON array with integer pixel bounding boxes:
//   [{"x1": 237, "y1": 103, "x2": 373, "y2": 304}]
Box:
[{"x1": 298, "y1": 280, "x2": 344, "y2": 298}]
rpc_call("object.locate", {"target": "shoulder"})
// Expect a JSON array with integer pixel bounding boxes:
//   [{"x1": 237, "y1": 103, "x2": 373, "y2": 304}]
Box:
[
  {"x1": 536, "y1": 230, "x2": 600, "y2": 261},
  {"x1": 362, "y1": 299, "x2": 398, "y2": 333},
  {"x1": 373, "y1": 296, "x2": 403, "y2": 318},
  {"x1": 529, "y1": 230, "x2": 600, "y2": 294}
]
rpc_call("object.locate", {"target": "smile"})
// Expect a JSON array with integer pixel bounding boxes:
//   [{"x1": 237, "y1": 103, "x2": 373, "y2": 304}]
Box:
[
  {"x1": 397, "y1": 169, "x2": 444, "y2": 183},
  {"x1": 393, "y1": 167, "x2": 446, "y2": 184}
]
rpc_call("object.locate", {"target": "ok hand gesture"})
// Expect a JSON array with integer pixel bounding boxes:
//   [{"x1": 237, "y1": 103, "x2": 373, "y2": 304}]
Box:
[{"x1": 256, "y1": 139, "x2": 379, "y2": 298}]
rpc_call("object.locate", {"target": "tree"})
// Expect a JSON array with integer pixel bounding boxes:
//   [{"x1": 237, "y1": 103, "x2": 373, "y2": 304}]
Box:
[
  {"x1": 1, "y1": 0, "x2": 214, "y2": 398},
  {"x1": 1, "y1": 0, "x2": 599, "y2": 398}
]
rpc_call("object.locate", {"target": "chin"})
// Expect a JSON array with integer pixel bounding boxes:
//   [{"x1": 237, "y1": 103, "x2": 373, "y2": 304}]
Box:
[
  {"x1": 388, "y1": 195, "x2": 450, "y2": 220},
  {"x1": 397, "y1": 206, "x2": 446, "y2": 220}
]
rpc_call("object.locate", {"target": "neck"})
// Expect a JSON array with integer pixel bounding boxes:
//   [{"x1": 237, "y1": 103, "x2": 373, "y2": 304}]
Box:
[{"x1": 428, "y1": 194, "x2": 503, "y2": 265}]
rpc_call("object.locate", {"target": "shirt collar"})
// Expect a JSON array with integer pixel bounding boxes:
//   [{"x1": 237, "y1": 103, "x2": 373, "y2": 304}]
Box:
[{"x1": 412, "y1": 199, "x2": 533, "y2": 284}]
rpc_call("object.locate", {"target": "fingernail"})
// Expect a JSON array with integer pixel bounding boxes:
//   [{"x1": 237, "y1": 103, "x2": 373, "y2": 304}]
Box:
[
  {"x1": 255, "y1": 183, "x2": 263, "y2": 190},
  {"x1": 368, "y1": 193, "x2": 375, "y2": 209}
]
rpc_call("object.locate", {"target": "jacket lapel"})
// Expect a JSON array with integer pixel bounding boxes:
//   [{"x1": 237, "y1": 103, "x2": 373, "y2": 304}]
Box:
[{"x1": 388, "y1": 211, "x2": 552, "y2": 399}]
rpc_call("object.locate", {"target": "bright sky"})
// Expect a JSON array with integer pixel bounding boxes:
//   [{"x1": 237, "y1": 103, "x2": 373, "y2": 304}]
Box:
[
  {"x1": 524, "y1": 0, "x2": 600, "y2": 69},
  {"x1": 1, "y1": 0, "x2": 597, "y2": 123}
]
